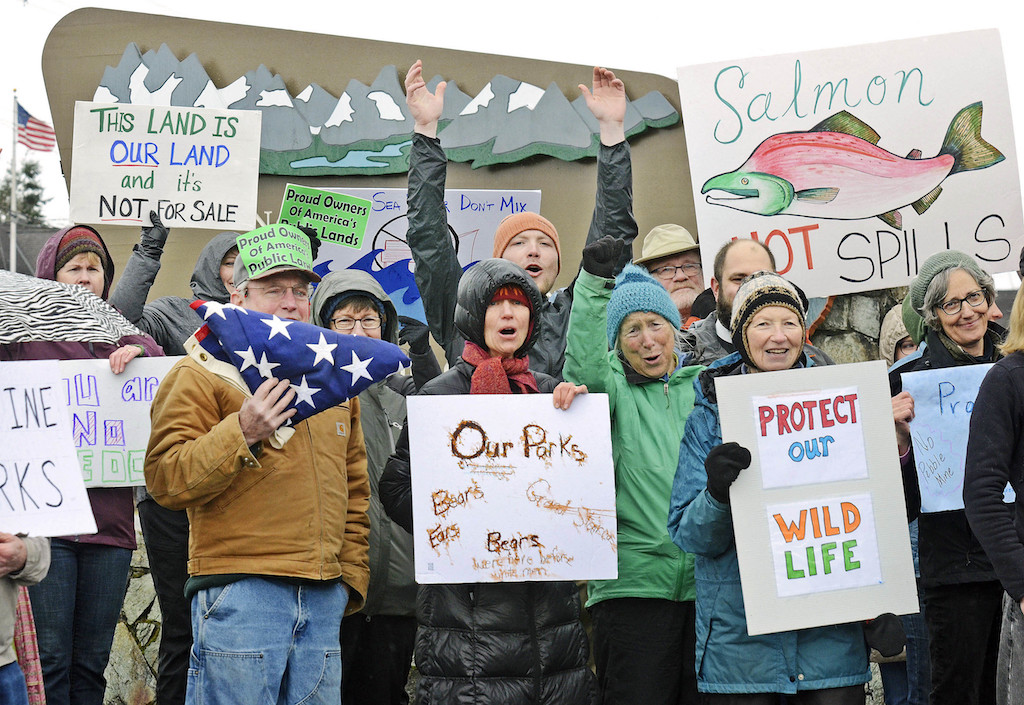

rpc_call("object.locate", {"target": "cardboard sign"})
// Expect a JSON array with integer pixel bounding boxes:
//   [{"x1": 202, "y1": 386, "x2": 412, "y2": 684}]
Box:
[
  {"x1": 236, "y1": 223, "x2": 314, "y2": 281},
  {"x1": 69, "y1": 102, "x2": 261, "y2": 230},
  {"x1": 0, "y1": 360, "x2": 97, "y2": 537},
  {"x1": 279, "y1": 184, "x2": 372, "y2": 249},
  {"x1": 59, "y1": 356, "x2": 181, "y2": 488},
  {"x1": 407, "y1": 394, "x2": 617, "y2": 584},
  {"x1": 718, "y1": 360, "x2": 918, "y2": 635},
  {"x1": 901, "y1": 364, "x2": 1014, "y2": 512},
  {"x1": 677, "y1": 30, "x2": 1023, "y2": 298}
]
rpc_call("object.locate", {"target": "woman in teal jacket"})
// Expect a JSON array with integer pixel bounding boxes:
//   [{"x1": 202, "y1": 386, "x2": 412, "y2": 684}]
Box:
[
  {"x1": 667, "y1": 272, "x2": 869, "y2": 704},
  {"x1": 564, "y1": 236, "x2": 703, "y2": 705}
]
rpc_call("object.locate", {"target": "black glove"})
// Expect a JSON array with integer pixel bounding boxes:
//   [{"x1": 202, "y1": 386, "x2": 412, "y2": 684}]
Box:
[
  {"x1": 581, "y1": 235, "x2": 625, "y2": 279},
  {"x1": 398, "y1": 316, "x2": 431, "y2": 354},
  {"x1": 705, "y1": 442, "x2": 751, "y2": 504},
  {"x1": 139, "y1": 210, "x2": 169, "y2": 258},
  {"x1": 864, "y1": 613, "x2": 905, "y2": 658},
  {"x1": 297, "y1": 225, "x2": 321, "y2": 260}
]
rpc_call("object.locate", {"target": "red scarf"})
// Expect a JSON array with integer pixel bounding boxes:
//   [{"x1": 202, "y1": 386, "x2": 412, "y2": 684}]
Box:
[{"x1": 462, "y1": 341, "x2": 539, "y2": 395}]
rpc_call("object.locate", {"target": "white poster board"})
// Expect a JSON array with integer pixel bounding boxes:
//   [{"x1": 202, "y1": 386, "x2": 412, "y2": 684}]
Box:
[
  {"x1": 718, "y1": 360, "x2": 918, "y2": 635},
  {"x1": 59, "y1": 356, "x2": 182, "y2": 488},
  {"x1": 901, "y1": 364, "x2": 1014, "y2": 512},
  {"x1": 0, "y1": 360, "x2": 97, "y2": 537},
  {"x1": 70, "y1": 102, "x2": 261, "y2": 230},
  {"x1": 407, "y1": 394, "x2": 617, "y2": 584},
  {"x1": 677, "y1": 30, "x2": 1023, "y2": 298},
  {"x1": 289, "y1": 187, "x2": 540, "y2": 323}
]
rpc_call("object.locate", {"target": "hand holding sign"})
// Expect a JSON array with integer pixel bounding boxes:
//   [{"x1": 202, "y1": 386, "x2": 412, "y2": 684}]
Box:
[{"x1": 705, "y1": 442, "x2": 752, "y2": 504}]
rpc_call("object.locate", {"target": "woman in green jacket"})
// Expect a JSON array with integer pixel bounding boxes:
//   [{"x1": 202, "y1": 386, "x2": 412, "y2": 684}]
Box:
[{"x1": 564, "y1": 237, "x2": 703, "y2": 705}]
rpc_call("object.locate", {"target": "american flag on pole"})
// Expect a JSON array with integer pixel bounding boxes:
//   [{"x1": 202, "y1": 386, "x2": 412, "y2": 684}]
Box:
[
  {"x1": 16, "y1": 102, "x2": 56, "y2": 152},
  {"x1": 191, "y1": 300, "x2": 411, "y2": 426}
]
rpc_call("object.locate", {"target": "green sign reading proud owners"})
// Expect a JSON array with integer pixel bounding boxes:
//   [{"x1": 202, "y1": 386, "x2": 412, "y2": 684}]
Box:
[{"x1": 279, "y1": 183, "x2": 371, "y2": 249}]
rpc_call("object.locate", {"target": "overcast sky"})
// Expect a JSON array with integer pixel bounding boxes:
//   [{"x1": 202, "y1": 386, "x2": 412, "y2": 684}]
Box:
[{"x1": 3, "y1": 0, "x2": 1023, "y2": 228}]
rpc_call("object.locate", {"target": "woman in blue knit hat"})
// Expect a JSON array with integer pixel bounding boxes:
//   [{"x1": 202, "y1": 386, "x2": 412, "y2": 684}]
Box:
[{"x1": 564, "y1": 236, "x2": 704, "y2": 705}]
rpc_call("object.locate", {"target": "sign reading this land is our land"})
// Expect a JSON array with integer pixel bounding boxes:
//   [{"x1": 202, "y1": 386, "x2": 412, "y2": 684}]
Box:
[
  {"x1": 69, "y1": 102, "x2": 261, "y2": 230},
  {"x1": 717, "y1": 360, "x2": 918, "y2": 635},
  {"x1": 677, "y1": 30, "x2": 1023, "y2": 298},
  {"x1": 407, "y1": 394, "x2": 617, "y2": 584}
]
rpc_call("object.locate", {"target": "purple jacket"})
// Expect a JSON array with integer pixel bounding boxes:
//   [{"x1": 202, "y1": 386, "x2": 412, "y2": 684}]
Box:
[{"x1": 0, "y1": 225, "x2": 163, "y2": 549}]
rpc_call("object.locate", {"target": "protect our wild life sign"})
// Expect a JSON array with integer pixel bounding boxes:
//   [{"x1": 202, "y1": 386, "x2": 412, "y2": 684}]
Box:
[
  {"x1": 901, "y1": 364, "x2": 1015, "y2": 512},
  {"x1": 717, "y1": 360, "x2": 918, "y2": 635},
  {"x1": 677, "y1": 30, "x2": 1023, "y2": 298},
  {"x1": 69, "y1": 102, "x2": 261, "y2": 230},
  {"x1": 59, "y1": 356, "x2": 182, "y2": 488},
  {"x1": 1, "y1": 359, "x2": 97, "y2": 537},
  {"x1": 407, "y1": 394, "x2": 617, "y2": 584}
]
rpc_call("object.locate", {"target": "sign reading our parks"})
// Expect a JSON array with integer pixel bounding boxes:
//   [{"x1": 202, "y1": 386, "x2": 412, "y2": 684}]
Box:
[
  {"x1": 717, "y1": 360, "x2": 918, "y2": 635},
  {"x1": 69, "y1": 102, "x2": 261, "y2": 230}
]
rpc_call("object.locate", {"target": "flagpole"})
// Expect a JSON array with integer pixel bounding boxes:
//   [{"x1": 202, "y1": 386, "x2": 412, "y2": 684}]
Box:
[{"x1": 9, "y1": 90, "x2": 18, "y2": 273}]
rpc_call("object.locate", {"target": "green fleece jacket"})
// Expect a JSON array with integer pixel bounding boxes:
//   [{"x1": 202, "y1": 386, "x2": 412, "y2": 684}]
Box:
[{"x1": 564, "y1": 270, "x2": 701, "y2": 606}]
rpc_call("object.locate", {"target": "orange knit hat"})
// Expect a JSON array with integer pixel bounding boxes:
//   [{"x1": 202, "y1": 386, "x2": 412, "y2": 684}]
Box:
[{"x1": 491, "y1": 212, "x2": 561, "y2": 270}]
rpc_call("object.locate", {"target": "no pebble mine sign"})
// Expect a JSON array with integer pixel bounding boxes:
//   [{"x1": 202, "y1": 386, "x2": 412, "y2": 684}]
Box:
[
  {"x1": 716, "y1": 360, "x2": 918, "y2": 635},
  {"x1": 278, "y1": 183, "x2": 371, "y2": 249}
]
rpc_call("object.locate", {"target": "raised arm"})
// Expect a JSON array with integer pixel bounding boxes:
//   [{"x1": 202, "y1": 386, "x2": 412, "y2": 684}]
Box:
[
  {"x1": 108, "y1": 211, "x2": 169, "y2": 325},
  {"x1": 405, "y1": 60, "x2": 465, "y2": 366},
  {"x1": 580, "y1": 68, "x2": 637, "y2": 277}
]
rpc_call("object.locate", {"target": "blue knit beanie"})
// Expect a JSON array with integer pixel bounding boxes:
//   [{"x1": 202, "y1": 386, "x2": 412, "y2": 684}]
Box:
[{"x1": 606, "y1": 264, "x2": 682, "y2": 347}]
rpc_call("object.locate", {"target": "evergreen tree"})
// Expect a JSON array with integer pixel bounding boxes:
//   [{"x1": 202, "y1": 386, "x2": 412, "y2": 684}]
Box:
[{"x1": 1, "y1": 159, "x2": 51, "y2": 226}]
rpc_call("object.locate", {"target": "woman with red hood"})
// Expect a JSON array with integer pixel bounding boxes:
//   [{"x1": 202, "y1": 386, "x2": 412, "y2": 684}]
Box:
[{"x1": 1, "y1": 225, "x2": 162, "y2": 705}]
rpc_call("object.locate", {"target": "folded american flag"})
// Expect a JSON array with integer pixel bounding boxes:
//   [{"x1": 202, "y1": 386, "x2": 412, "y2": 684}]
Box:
[{"x1": 191, "y1": 300, "x2": 410, "y2": 425}]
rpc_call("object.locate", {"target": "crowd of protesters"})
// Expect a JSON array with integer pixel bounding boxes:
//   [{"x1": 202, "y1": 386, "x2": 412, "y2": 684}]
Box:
[{"x1": 2, "y1": 59, "x2": 1024, "y2": 705}]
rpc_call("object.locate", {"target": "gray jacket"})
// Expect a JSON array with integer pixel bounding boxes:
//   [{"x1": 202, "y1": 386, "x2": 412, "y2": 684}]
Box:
[
  {"x1": 310, "y1": 269, "x2": 430, "y2": 616},
  {"x1": 679, "y1": 311, "x2": 834, "y2": 366},
  {"x1": 109, "y1": 231, "x2": 237, "y2": 355},
  {"x1": 1, "y1": 536, "x2": 49, "y2": 668},
  {"x1": 406, "y1": 133, "x2": 637, "y2": 380}
]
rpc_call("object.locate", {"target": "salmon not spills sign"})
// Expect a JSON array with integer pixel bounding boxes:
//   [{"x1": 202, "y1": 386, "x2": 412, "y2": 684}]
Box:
[{"x1": 717, "y1": 361, "x2": 917, "y2": 635}]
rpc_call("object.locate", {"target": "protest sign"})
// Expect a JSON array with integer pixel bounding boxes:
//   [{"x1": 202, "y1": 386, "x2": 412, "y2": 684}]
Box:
[
  {"x1": 407, "y1": 393, "x2": 616, "y2": 584},
  {"x1": 677, "y1": 30, "x2": 1023, "y2": 298},
  {"x1": 1, "y1": 360, "x2": 97, "y2": 537},
  {"x1": 236, "y1": 223, "x2": 314, "y2": 282},
  {"x1": 901, "y1": 364, "x2": 1013, "y2": 512},
  {"x1": 279, "y1": 184, "x2": 372, "y2": 249},
  {"x1": 69, "y1": 102, "x2": 261, "y2": 230},
  {"x1": 718, "y1": 360, "x2": 917, "y2": 635},
  {"x1": 284, "y1": 187, "x2": 540, "y2": 321},
  {"x1": 59, "y1": 356, "x2": 181, "y2": 488}
]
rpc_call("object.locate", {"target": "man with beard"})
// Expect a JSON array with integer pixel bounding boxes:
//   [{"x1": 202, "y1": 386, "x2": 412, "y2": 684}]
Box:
[
  {"x1": 635, "y1": 224, "x2": 704, "y2": 328},
  {"x1": 678, "y1": 238, "x2": 833, "y2": 365}
]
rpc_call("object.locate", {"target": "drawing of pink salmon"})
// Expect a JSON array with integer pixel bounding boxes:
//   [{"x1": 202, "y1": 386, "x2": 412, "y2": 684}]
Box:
[{"x1": 701, "y1": 103, "x2": 1004, "y2": 229}]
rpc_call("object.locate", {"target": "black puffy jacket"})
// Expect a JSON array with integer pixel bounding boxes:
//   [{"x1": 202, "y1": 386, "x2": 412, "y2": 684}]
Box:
[{"x1": 380, "y1": 269, "x2": 597, "y2": 703}]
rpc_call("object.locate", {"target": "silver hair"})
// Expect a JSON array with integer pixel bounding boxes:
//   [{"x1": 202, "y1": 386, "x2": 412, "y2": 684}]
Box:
[{"x1": 921, "y1": 266, "x2": 995, "y2": 330}]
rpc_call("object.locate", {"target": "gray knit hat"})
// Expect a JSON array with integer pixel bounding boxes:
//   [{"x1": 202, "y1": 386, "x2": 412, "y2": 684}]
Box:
[
  {"x1": 909, "y1": 251, "x2": 987, "y2": 316},
  {"x1": 607, "y1": 264, "x2": 681, "y2": 347},
  {"x1": 730, "y1": 271, "x2": 806, "y2": 369}
]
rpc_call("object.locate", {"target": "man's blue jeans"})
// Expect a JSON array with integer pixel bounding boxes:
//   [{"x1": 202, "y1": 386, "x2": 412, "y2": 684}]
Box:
[
  {"x1": 187, "y1": 577, "x2": 348, "y2": 705},
  {"x1": 27, "y1": 539, "x2": 132, "y2": 705},
  {"x1": 0, "y1": 662, "x2": 30, "y2": 705}
]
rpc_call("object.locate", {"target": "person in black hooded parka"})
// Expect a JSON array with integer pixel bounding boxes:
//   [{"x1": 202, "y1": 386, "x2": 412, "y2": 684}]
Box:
[{"x1": 380, "y1": 258, "x2": 595, "y2": 705}]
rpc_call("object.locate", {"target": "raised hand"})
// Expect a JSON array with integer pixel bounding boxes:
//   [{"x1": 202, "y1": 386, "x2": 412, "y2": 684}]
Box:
[
  {"x1": 579, "y1": 66, "x2": 626, "y2": 146},
  {"x1": 406, "y1": 59, "x2": 446, "y2": 138}
]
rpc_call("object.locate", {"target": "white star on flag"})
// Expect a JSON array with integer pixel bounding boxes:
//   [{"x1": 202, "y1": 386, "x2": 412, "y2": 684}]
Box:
[
  {"x1": 306, "y1": 333, "x2": 337, "y2": 366},
  {"x1": 254, "y1": 352, "x2": 281, "y2": 379},
  {"x1": 234, "y1": 346, "x2": 258, "y2": 372},
  {"x1": 262, "y1": 315, "x2": 294, "y2": 340},
  {"x1": 202, "y1": 301, "x2": 230, "y2": 320},
  {"x1": 290, "y1": 375, "x2": 321, "y2": 407},
  {"x1": 341, "y1": 351, "x2": 374, "y2": 384}
]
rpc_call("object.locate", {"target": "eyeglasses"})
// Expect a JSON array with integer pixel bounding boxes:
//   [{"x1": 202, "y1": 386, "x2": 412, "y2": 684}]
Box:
[
  {"x1": 246, "y1": 284, "x2": 310, "y2": 301},
  {"x1": 331, "y1": 316, "x2": 382, "y2": 331},
  {"x1": 936, "y1": 290, "x2": 987, "y2": 316},
  {"x1": 649, "y1": 263, "x2": 701, "y2": 281}
]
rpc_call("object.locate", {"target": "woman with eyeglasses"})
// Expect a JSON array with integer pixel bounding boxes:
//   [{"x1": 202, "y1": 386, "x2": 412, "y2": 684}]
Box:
[{"x1": 889, "y1": 251, "x2": 1005, "y2": 705}]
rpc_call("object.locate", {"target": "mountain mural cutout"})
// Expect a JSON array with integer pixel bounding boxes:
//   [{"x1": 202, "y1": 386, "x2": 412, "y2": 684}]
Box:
[{"x1": 94, "y1": 43, "x2": 680, "y2": 176}]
